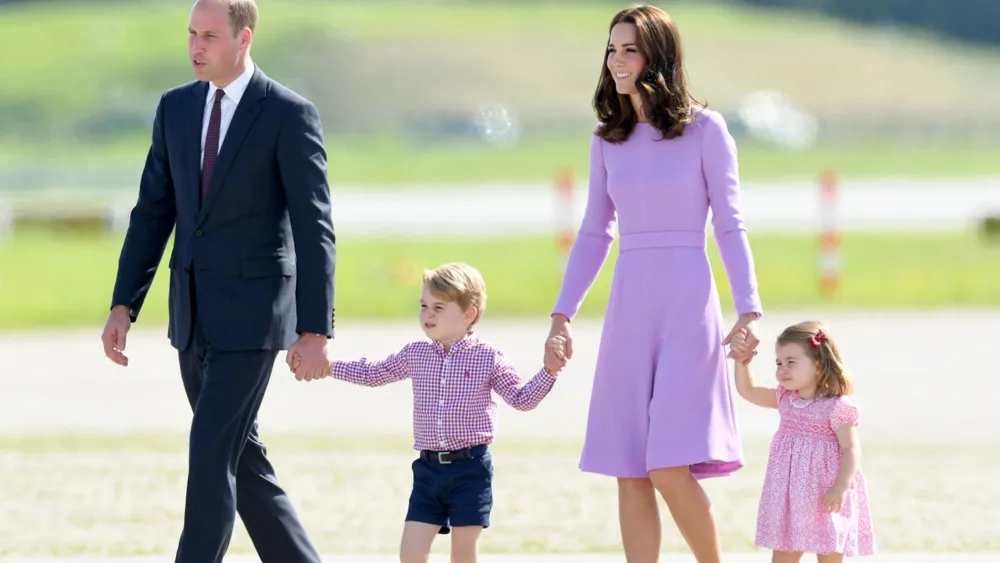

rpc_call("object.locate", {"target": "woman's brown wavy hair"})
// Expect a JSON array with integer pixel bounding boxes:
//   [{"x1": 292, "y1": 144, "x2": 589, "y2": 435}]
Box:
[{"x1": 593, "y1": 5, "x2": 704, "y2": 143}]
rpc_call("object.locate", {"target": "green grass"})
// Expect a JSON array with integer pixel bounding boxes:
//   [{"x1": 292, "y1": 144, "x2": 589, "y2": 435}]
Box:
[
  {"x1": 5, "y1": 134, "x2": 1000, "y2": 185},
  {"x1": 4, "y1": 1, "x2": 1000, "y2": 184},
  {"x1": 2, "y1": 432, "x2": 999, "y2": 554},
  {"x1": 1, "y1": 229, "x2": 998, "y2": 330},
  {"x1": 4, "y1": 0, "x2": 999, "y2": 114}
]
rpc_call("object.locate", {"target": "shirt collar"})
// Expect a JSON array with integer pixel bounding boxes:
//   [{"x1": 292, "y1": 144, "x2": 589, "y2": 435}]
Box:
[
  {"x1": 207, "y1": 60, "x2": 254, "y2": 106},
  {"x1": 432, "y1": 331, "x2": 478, "y2": 356}
]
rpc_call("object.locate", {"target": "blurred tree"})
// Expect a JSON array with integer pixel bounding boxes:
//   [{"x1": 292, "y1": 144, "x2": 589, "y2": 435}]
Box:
[{"x1": 734, "y1": 0, "x2": 1000, "y2": 46}]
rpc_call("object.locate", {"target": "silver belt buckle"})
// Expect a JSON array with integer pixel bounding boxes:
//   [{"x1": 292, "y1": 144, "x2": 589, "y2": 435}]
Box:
[{"x1": 437, "y1": 451, "x2": 452, "y2": 464}]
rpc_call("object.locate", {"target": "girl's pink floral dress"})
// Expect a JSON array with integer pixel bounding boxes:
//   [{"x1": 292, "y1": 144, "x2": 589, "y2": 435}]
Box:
[{"x1": 755, "y1": 385, "x2": 877, "y2": 556}]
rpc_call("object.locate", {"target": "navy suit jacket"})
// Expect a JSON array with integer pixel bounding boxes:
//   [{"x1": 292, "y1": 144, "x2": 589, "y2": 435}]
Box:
[{"x1": 110, "y1": 66, "x2": 336, "y2": 351}]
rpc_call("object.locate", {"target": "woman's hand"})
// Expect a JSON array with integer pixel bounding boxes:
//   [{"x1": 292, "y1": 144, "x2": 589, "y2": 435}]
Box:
[
  {"x1": 724, "y1": 312, "x2": 760, "y2": 363},
  {"x1": 544, "y1": 336, "x2": 568, "y2": 374},
  {"x1": 729, "y1": 328, "x2": 752, "y2": 365},
  {"x1": 547, "y1": 313, "x2": 574, "y2": 361}
]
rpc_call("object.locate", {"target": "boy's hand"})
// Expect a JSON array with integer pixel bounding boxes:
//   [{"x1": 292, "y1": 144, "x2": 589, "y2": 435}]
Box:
[
  {"x1": 544, "y1": 335, "x2": 568, "y2": 375},
  {"x1": 291, "y1": 351, "x2": 328, "y2": 381}
]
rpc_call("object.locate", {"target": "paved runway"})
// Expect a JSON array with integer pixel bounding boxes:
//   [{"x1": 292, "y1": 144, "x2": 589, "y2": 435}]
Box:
[
  {"x1": 3, "y1": 553, "x2": 997, "y2": 562},
  {"x1": 2, "y1": 310, "x2": 997, "y2": 447},
  {"x1": 3, "y1": 310, "x2": 997, "y2": 560}
]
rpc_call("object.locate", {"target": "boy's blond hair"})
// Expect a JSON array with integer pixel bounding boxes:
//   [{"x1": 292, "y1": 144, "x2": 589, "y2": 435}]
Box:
[{"x1": 422, "y1": 262, "x2": 487, "y2": 327}]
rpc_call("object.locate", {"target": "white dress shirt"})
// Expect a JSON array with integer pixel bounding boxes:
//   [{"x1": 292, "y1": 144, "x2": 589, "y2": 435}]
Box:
[{"x1": 200, "y1": 61, "x2": 255, "y2": 168}]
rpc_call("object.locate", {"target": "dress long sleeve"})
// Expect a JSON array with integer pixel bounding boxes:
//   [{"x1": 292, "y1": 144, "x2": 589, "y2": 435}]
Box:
[
  {"x1": 551, "y1": 133, "x2": 616, "y2": 319},
  {"x1": 701, "y1": 110, "x2": 763, "y2": 317}
]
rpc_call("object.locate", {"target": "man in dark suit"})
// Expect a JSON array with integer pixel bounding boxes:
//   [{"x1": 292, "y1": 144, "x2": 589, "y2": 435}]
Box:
[{"x1": 100, "y1": 1, "x2": 333, "y2": 561}]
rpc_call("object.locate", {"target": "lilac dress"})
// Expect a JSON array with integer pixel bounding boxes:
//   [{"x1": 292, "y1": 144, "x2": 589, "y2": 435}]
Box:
[{"x1": 552, "y1": 109, "x2": 762, "y2": 479}]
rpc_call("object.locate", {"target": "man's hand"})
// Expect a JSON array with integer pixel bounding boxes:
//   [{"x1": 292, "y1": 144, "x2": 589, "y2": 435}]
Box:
[
  {"x1": 285, "y1": 333, "x2": 331, "y2": 382},
  {"x1": 288, "y1": 349, "x2": 331, "y2": 382},
  {"x1": 101, "y1": 305, "x2": 133, "y2": 367}
]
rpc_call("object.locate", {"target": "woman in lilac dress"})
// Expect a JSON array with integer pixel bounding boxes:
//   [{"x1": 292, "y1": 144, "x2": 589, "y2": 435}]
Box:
[{"x1": 547, "y1": 5, "x2": 763, "y2": 562}]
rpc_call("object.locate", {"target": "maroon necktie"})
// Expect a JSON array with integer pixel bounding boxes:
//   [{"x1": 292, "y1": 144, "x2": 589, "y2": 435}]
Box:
[{"x1": 201, "y1": 88, "x2": 225, "y2": 201}]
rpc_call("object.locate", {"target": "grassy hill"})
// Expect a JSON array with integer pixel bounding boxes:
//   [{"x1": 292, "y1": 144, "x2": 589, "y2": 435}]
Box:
[
  {"x1": 6, "y1": 1, "x2": 1000, "y2": 118},
  {"x1": 2, "y1": 0, "x2": 1000, "y2": 184}
]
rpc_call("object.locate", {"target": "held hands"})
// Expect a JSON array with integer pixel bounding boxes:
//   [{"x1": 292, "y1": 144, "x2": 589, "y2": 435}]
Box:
[
  {"x1": 822, "y1": 483, "x2": 849, "y2": 513},
  {"x1": 285, "y1": 333, "x2": 331, "y2": 382},
  {"x1": 547, "y1": 314, "x2": 573, "y2": 360},
  {"x1": 724, "y1": 313, "x2": 760, "y2": 364},
  {"x1": 288, "y1": 348, "x2": 332, "y2": 382},
  {"x1": 728, "y1": 327, "x2": 758, "y2": 365},
  {"x1": 544, "y1": 335, "x2": 569, "y2": 375}
]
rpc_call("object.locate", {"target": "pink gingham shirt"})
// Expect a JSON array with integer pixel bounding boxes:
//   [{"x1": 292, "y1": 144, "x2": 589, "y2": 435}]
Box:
[{"x1": 331, "y1": 333, "x2": 557, "y2": 451}]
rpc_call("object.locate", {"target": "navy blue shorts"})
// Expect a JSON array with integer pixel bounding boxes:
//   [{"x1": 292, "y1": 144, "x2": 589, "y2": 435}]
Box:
[{"x1": 405, "y1": 444, "x2": 494, "y2": 534}]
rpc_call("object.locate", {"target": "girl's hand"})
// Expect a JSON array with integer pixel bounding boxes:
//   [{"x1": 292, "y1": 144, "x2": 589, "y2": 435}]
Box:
[
  {"x1": 822, "y1": 484, "x2": 848, "y2": 513},
  {"x1": 724, "y1": 313, "x2": 760, "y2": 363},
  {"x1": 728, "y1": 328, "x2": 757, "y2": 365},
  {"x1": 729, "y1": 328, "x2": 747, "y2": 361}
]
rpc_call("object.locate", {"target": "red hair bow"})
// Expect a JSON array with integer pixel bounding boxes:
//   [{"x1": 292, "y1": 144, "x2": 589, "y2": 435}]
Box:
[{"x1": 809, "y1": 330, "x2": 827, "y2": 348}]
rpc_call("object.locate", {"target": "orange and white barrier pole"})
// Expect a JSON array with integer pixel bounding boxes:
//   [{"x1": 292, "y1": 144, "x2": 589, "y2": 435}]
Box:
[
  {"x1": 818, "y1": 170, "x2": 840, "y2": 297},
  {"x1": 555, "y1": 168, "x2": 576, "y2": 259},
  {"x1": 0, "y1": 203, "x2": 11, "y2": 238},
  {"x1": 0, "y1": 203, "x2": 10, "y2": 287}
]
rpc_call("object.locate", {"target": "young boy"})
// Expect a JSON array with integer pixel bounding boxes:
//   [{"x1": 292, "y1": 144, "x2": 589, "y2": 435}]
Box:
[{"x1": 294, "y1": 262, "x2": 567, "y2": 563}]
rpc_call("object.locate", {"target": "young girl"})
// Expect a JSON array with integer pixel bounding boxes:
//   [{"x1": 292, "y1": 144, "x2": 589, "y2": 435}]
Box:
[{"x1": 730, "y1": 321, "x2": 876, "y2": 562}]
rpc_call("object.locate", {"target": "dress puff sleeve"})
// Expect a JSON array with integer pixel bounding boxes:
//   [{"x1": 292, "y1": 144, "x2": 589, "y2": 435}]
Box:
[
  {"x1": 776, "y1": 384, "x2": 790, "y2": 403},
  {"x1": 829, "y1": 395, "x2": 861, "y2": 432}
]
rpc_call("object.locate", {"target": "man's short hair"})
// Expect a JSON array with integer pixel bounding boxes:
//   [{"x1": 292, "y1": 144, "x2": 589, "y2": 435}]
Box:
[{"x1": 227, "y1": 0, "x2": 258, "y2": 35}]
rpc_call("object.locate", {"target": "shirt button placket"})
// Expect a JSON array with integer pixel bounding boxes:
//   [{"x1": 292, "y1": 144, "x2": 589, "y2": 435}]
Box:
[{"x1": 438, "y1": 356, "x2": 448, "y2": 448}]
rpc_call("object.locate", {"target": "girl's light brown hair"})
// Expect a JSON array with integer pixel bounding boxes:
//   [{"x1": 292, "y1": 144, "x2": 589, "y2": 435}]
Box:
[
  {"x1": 777, "y1": 321, "x2": 853, "y2": 398},
  {"x1": 593, "y1": 4, "x2": 704, "y2": 144}
]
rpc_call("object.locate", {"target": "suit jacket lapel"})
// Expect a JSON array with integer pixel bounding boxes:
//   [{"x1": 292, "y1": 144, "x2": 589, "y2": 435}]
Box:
[
  {"x1": 186, "y1": 81, "x2": 209, "y2": 212},
  {"x1": 197, "y1": 66, "x2": 267, "y2": 224}
]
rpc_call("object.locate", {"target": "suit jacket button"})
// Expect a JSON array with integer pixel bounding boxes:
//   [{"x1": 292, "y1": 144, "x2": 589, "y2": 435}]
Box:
[{"x1": 194, "y1": 229, "x2": 203, "y2": 236}]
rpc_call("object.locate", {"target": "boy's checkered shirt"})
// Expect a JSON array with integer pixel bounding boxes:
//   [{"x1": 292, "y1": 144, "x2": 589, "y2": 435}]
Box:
[{"x1": 331, "y1": 333, "x2": 557, "y2": 451}]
